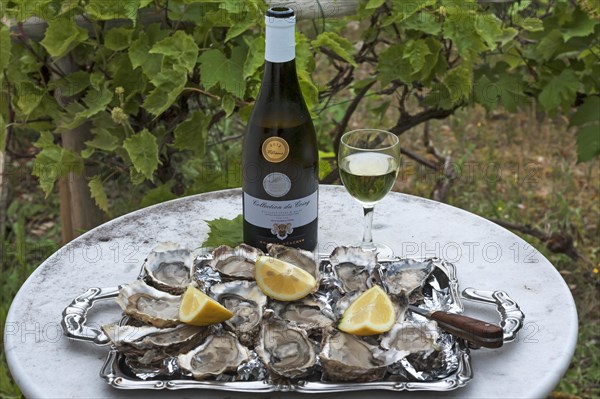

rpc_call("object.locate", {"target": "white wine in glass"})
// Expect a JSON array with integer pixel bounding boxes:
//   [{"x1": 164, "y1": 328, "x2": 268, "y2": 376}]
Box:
[{"x1": 338, "y1": 129, "x2": 400, "y2": 255}]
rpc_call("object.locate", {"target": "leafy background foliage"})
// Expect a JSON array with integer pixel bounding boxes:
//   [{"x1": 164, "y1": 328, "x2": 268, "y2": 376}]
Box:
[{"x1": 0, "y1": 0, "x2": 599, "y2": 397}]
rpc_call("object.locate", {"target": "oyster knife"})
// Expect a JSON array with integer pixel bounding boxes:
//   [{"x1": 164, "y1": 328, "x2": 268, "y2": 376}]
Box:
[{"x1": 408, "y1": 305, "x2": 504, "y2": 348}]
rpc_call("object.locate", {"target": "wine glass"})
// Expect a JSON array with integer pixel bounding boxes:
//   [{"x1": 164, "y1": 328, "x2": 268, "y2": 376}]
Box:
[{"x1": 338, "y1": 129, "x2": 400, "y2": 255}]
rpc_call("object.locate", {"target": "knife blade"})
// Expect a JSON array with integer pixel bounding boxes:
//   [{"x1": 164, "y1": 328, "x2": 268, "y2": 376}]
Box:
[{"x1": 408, "y1": 305, "x2": 504, "y2": 348}]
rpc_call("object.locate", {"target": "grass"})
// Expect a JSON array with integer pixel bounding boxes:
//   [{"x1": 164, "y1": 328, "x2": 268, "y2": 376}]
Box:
[{"x1": 0, "y1": 106, "x2": 598, "y2": 398}]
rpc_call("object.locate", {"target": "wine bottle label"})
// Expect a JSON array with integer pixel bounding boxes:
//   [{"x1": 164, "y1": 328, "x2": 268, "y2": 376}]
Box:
[
  {"x1": 243, "y1": 191, "x2": 318, "y2": 240},
  {"x1": 261, "y1": 137, "x2": 289, "y2": 163},
  {"x1": 263, "y1": 173, "x2": 291, "y2": 197}
]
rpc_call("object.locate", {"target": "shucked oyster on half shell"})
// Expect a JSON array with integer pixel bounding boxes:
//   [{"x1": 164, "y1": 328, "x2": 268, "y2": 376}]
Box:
[
  {"x1": 178, "y1": 330, "x2": 250, "y2": 380},
  {"x1": 116, "y1": 281, "x2": 181, "y2": 328},
  {"x1": 102, "y1": 323, "x2": 207, "y2": 365},
  {"x1": 210, "y1": 280, "x2": 267, "y2": 345},
  {"x1": 267, "y1": 243, "x2": 318, "y2": 278},
  {"x1": 269, "y1": 295, "x2": 335, "y2": 331},
  {"x1": 256, "y1": 315, "x2": 317, "y2": 379},
  {"x1": 210, "y1": 244, "x2": 263, "y2": 279},
  {"x1": 319, "y1": 331, "x2": 387, "y2": 382},
  {"x1": 378, "y1": 321, "x2": 440, "y2": 365},
  {"x1": 380, "y1": 260, "x2": 434, "y2": 297},
  {"x1": 143, "y1": 242, "x2": 194, "y2": 294},
  {"x1": 329, "y1": 246, "x2": 378, "y2": 293}
]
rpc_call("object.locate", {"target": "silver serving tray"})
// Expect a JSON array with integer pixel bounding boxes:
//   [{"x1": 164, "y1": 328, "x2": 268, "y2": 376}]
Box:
[{"x1": 61, "y1": 255, "x2": 524, "y2": 393}]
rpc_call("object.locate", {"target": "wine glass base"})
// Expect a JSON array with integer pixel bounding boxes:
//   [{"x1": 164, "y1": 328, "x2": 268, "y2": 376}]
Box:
[{"x1": 352, "y1": 242, "x2": 397, "y2": 259}]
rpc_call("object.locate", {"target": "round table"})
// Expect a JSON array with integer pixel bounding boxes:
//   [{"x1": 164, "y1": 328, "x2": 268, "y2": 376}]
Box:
[{"x1": 4, "y1": 186, "x2": 577, "y2": 398}]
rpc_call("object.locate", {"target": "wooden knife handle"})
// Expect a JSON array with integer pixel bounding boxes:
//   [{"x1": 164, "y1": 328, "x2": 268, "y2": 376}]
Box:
[{"x1": 430, "y1": 311, "x2": 504, "y2": 348}]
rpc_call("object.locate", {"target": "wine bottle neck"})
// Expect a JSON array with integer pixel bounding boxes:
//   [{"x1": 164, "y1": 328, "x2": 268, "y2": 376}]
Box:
[{"x1": 265, "y1": 14, "x2": 295, "y2": 63}]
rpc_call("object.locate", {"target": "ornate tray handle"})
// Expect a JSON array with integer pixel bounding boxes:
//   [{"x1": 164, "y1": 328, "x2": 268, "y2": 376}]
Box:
[
  {"x1": 461, "y1": 288, "x2": 525, "y2": 343},
  {"x1": 61, "y1": 286, "x2": 120, "y2": 345}
]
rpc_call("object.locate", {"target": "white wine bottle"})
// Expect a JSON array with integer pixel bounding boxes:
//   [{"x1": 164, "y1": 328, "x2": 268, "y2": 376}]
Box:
[{"x1": 242, "y1": 7, "x2": 318, "y2": 251}]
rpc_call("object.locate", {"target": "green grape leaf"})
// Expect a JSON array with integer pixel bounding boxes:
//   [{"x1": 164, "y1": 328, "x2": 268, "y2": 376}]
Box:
[
  {"x1": 85, "y1": 127, "x2": 120, "y2": 151},
  {"x1": 562, "y1": 9, "x2": 598, "y2": 41},
  {"x1": 172, "y1": 111, "x2": 210, "y2": 155},
  {"x1": 16, "y1": 82, "x2": 45, "y2": 115},
  {"x1": 377, "y1": 44, "x2": 411, "y2": 86},
  {"x1": 40, "y1": 18, "x2": 88, "y2": 59},
  {"x1": 221, "y1": 94, "x2": 236, "y2": 117},
  {"x1": 295, "y1": 32, "x2": 314, "y2": 73},
  {"x1": 366, "y1": 0, "x2": 385, "y2": 9},
  {"x1": 312, "y1": 32, "x2": 356, "y2": 66},
  {"x1": 443, "y1": 66, "x2": 473, "y2": 105},
  {"x1": 88, "y1": 176, "x2": 109, "y2": 214},
  {"x1": 202, "y1": 215, "x2": 244, "y2": 248},
  {"x1": 199, "y1": 47, "x2": 247, "y2": 98},
  {"x1": 123, "y1": 129, "x2": 159, "y2": 180},
  {"x1": 570, "y1": 96, "x2": 600, "y2": 127},
  {"x1": 85, "y1": 0, "x2": 139, "y2": 22},
  {"x1": 519, "y1": 17, "x2": 544, "y2": 32},
  {"x1": 149, "y1": 31, "x2": 199, "y2": 73},
  {"x1": 225, "y1": 18, "x2": 255, "y2": 42},
  {"x1": 243, "y1": 36, "x2": 265, "y2": 79},
  {"x1": 535, "y1": 29, "x2": 563, "y2": 60},
  {"x1": 48, "y1": 71, "x2": 90, "y2": 97},
  {"x1": 386, "y1": 0, "x2": 435, "y2": 25},
  {"x1": 140, "y1": 181, "x2": 177, "y2": 208},
  {"x1": 143, "y1": 68, "x2": 187, "y2": 116},
  {"x1": 402, "y1": 11, "x2": 441, "y2": 35},
  {"x1": 0, "y1": 25, "x2": 11, "y2": 72},
  {"x1": 129, "y1": 25, "x2": 169, "y2": 77},
  {"x1": 576, "y1": 124, "x2": 600, "y2": 162},
  {"x1": 63, "y1": 85, "x2": 114, "y2": 129},
  {"x1": 444, "y1": 12, "x2": 487, "y2": 59},
  {"x1": 104, "y1": 27, "x2": 134, "y2": 51},
  {"x1": 538, "y1": 69, "x2": 579, "y2": 112},
  {"x1": 33, "y1": 132, "x2": 83, "y2": 197},
  {"x1": 405, "y1": 40, "x2": 431, "y2": 73},
  {"x1": 474, "y1": 14, "x2": 504, "y2": 50}
]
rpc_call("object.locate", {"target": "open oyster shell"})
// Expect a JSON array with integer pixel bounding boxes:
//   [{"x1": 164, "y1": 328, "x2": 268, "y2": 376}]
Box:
[
  {"x1": 319, "y1": 331, "x2": 387, "y2": 382},
  {"x1": 178, "y1": 330, "x2": 250, "y2": 380},
  {"x1": 329, "y1": 246, "x2": 377, "y2": 293},
  {"x1": 210, "y1": 280, "x2": 267, "y2": 345},
  {"x1": 116, "y1": 281, "x2": 181, "y2": 328},
  {"x1": 256, "y1": 316, "x2": 317, "y2": 379},
  {"x1": 379, "y1": 321, "x2": 440, "y2": 365},
  {"x1": 210, "y1": 244, "x2": 263, "y2": 279},
  {"x1": 269, "y1": 295, "x2": 335, "y2": 331},
  {"x1": 143, "y1": 242, "x2": 194, "y2": 294},
  {"x1": 380, "y1": 260, "x2": 434, "y2": 297},
  {"x1": 102, "y1": 323, "x2": 207, "y2": 364},
  {"x1": 267, "y1": 244, "x2": 318, "y2": 278}
]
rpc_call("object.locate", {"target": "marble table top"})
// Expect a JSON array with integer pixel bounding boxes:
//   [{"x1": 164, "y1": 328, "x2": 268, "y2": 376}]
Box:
[{"x1": 4, "y1": 185, "x2": 578, "y2": 398}]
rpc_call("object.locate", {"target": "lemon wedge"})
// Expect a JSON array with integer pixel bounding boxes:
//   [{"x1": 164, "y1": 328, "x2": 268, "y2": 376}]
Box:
[
  {"x1": 179, "y1": 285, "x2": 233, "y2": 326},
  {"x1": 255, "y1": 255, "x2": 317, "y2": 301},
  {"x1": 338, "y1": 285, "x2": 396, "y2": 336}
]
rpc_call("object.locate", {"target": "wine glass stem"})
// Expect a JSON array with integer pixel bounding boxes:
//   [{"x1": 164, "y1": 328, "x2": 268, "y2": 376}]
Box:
[{"x1": 361, "y1": 206, "x2": 376, "y2": 250}]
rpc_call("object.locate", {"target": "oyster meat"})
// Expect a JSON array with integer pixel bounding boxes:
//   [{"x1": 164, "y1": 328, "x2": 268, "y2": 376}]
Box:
[
  {"x1": 210, "y1": 280, "x2": 267, "y2": 345},
  {"x1": 270, "y1": 295, "x2": 334, "y2": 331},
  {"x1": 380, "y1": 260, "x2": 434, "y2": 297},
  {"x1": 256, "y1": 316, "x2": 316, "y2": 379},
  {"x1": 267, "y1": 243, "x2": 318, "y2": 278},
  {"x1": 116, "y1": 281, "x2": 181, "y2": 328},
  {"x1": 102, "y1": 323, "x2": 207, "y2": 364},
  {"x1": 319, "y1": 331, "x2": 387, "y2": 382},
  {"x1": 210, "y1": 244, "x2": 263, "y2": 279},
  {"x1": 178, "y1": 330, "x2": 250, "y2": 380},
  {"x1": 143, "y1": 242, "x2": 194, "y2": 294},
  {"x1": 329, "y1": 246, "x2": 377, "y2": 293}
]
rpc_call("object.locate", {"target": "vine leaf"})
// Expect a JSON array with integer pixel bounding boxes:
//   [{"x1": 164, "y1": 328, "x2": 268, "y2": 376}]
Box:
[
  {"x1": 199, "y1": 47, "x2": 247, "y2": 98},
  {"x1": 562, "y1": 9, "x2": 598, "y2": 41},
  {"x1": 538, "y1": 70, "x2": 579, "y2": 112},
  {"x1": 33, "y1": 132, "x2": 83, "y2": 197},
  {"x1": 243, "y1": 36, "x2": 265, "y2": 79},
  {"x1": 312, "y1": 32, "x2": 357, "y2": 66},
  {"x1": 149, "y1": 31, "x2": 199, "y2": 73},
  {"x1": 143, "y1": 67, "x2": 187, "y2": 116},
  {"x1": 140, "y1": 181, "x2": 177, "y2": 208},
  {"x1": 123, "y1": 129, "x2": 159, "y2": 181},
  {"x1": 104, "y1": 28, "x2": 134, "y2": 51},
  {"x1": 202, "y1": 215, "x2": 244, "y2": 248},
  {"x1": 40, "y1": 18, "x2": 88, "y2": 59},
  {"x1": 62, "y1": 85, "x2": 114, "y2": 129},
  {"x1": 173, "y1": 111, "x2": 210, "y2": 155},
  {"x1": 85, "y1": 127, "x2": 120, "y2": 152},
  {"x1": 569, "y1": 96, "x2": 600, "y2": 127},
  {"x1": 519, "y1": 17, "x2": 544, "y2": 32},
  {"x1": 88, "y1": 176, "x2": 109, "y2": 214},
  {"x1": 576, "y1": 124, "x2": 600, "y2": 163},
  {"x1": 85, "y1": 0, "x2": 139, "y2": 22}
]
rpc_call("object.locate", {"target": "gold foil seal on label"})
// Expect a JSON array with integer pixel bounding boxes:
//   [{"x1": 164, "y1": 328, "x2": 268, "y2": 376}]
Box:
[{"x1": 262, "y1": 137, "x2": 289, "y2": 163}]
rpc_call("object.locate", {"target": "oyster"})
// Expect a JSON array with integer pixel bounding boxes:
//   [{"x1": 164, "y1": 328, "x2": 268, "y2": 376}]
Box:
[
  {"x1": 267, "y1": 243, "x2": 318, "y2": 278},
  {"x1": 269, "y1": 295, "x2": 334, "y2": 331},
  {"x1": 143, "y1": 242, "x2": 194, "y2": 294},
  {"x1": 116, "y1": 281, "x2": 181, "y2": 328},
  {"x1": 380, "y1": 260, "x2": 434, "y2": 297},
  {"x1": 178, "y1": 330, "x2": 250, "y2": 379},
  {"x1": 329, "y1": 246, "x2": 377, "y2": 292},
  {"x1": 210, "y1": 244, "x2": 263, "y2": 279},
  {"x1": 210, "y1": 280, "x2": 267, "y2": 345},
  {"x1": 319, "y1": 331, "x2": 387, "y2": 382},
  {"x1": 102, "y1": 323, "x2": 207, "y2": 364},
  {"x1": 256, "y1": 316, "x2": 316, "y2": 379},
  {"x1": 379, "y1": 321, "x2": 440, "y2": 365}
]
